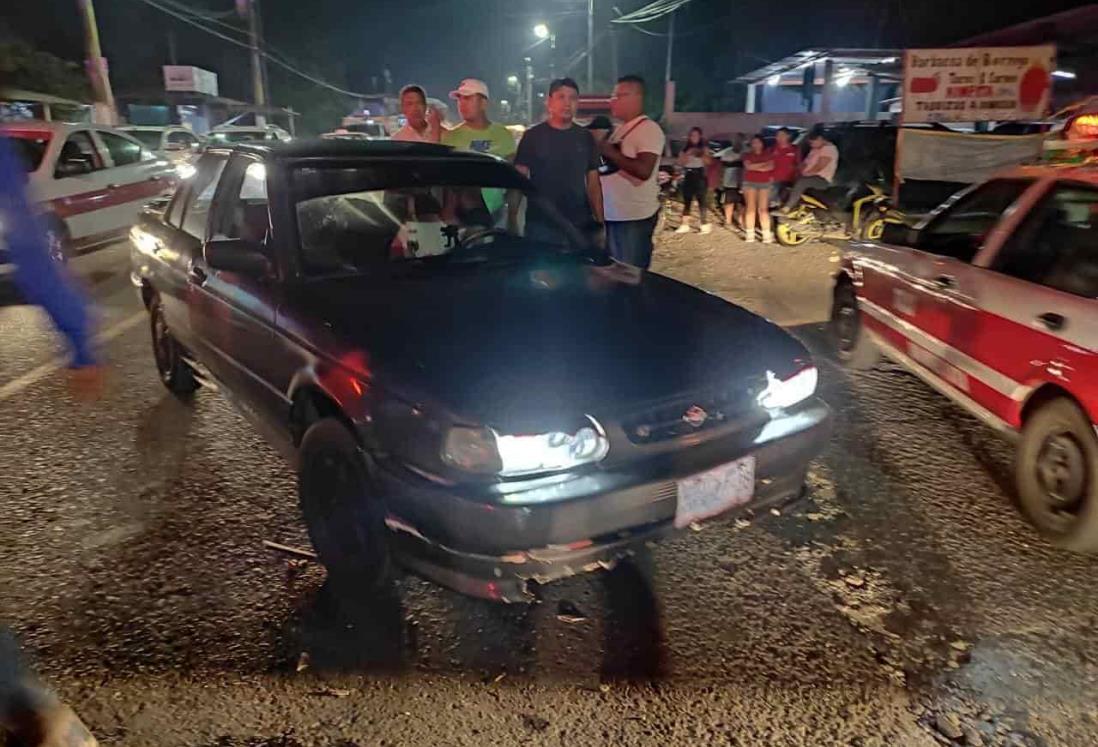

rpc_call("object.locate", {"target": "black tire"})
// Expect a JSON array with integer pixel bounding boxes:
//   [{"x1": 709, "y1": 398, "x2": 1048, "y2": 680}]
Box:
[
  {"x1": 298, "y1": 418, "x2": 393, "y2": 593},
  {"x1": 44, "y1": 217, "x2": 71, "y2": 264},
  {"x1": 774, "y1": 220, "x2": 809, "y2": 246},
  {"x1": 860, "y1": 215, "x2": 886, "y2": 241},
  {"x1": 830, "y1": 282, "x2": 881, "y2": 370},
  {"x1": 1015, "y1": 398, "x2": 1098, "y2": 552},
  {"x1": 149, "y1": 298, "x2": 198, "y2": 396}
]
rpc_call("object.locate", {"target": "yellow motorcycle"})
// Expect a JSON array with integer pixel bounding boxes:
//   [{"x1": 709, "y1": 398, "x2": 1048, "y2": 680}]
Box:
[{"x1": 773, "y1": 183, "x2": 905, "y2": 246}]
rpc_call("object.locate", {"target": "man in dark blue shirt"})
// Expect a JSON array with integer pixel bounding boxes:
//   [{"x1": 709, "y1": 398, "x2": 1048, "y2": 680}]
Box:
[{"x1": 514, "y1": 78, "x2": 604, "y2": 244}]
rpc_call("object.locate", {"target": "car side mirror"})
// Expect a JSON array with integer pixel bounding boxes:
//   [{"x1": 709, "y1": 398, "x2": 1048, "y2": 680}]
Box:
[
  {"x1": 204, "y1": 238, "x2": 271, "y2": 277},
  {"x1": 55, "y1": 158, "x2": 92, "y2": 177},
  {"x1": 880, "y1": 222, "x2": 917, "y2": 247}
]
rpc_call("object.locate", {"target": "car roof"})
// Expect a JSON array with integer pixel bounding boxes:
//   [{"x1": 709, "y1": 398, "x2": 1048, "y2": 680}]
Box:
[{"x1": 225, "y1": 138, "x2": 502, "y2": 163}]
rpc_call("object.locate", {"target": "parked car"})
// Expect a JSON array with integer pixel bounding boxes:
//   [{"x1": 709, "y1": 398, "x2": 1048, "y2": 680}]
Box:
[
  {"x1": 130, "y1": 140, "x2": 831, "y2": 602},
  {"x1": 832, "y1": 164, "x2": 1098, "y2": 550},
  {"x1": 119, "y1": 125, "x2": 203, "y2": 166},
  {"x1": 1, "y1": 120, "x2": 176, "y2": 261},
  {"x1": 207, "y1": 124, "x2": 292, "y2": 144}
]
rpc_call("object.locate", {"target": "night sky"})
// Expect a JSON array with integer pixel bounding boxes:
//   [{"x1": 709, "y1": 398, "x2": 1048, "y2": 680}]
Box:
[{"x1": 4, "y1": 0, "x2": 1095, "y2": 112}]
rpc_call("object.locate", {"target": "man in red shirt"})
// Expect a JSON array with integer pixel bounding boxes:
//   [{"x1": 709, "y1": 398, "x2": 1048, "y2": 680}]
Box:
[{"x1": 770, "y1": 127, "x2": 799, "y2": 206}]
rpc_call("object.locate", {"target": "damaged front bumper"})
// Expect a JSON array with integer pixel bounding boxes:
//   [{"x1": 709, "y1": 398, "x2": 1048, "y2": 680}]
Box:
[{"x1": 375, "y1": 401, "x2": 831, "y2": 603}]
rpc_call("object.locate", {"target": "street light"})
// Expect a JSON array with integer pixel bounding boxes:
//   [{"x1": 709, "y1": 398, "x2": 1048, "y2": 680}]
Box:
[
  {"x1": 507, "y1": 74, "x2": 520, "y2": 88},
  {"x1": 533, "y1": 22, "x2": 550, "y2": 40}
]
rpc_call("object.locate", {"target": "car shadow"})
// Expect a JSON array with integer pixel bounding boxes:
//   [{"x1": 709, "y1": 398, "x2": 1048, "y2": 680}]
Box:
[{"x1": 598, "y1": 552, "x2": 668, "y2": 683}]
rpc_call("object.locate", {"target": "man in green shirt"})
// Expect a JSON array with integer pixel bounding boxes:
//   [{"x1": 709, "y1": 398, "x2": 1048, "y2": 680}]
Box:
[
  {"x1": 442, "y1": 79, "x2": 516, "y2": 218},
  {"x1": 442, "y1": 79, "x2": 516, "y2": 160}
]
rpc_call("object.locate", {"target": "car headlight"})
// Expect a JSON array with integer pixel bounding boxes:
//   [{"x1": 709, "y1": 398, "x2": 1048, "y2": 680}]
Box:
[
  {"x1": 757, "y1": 366, "x2": 818, "y2": 410},
  {"x1": 175, "y1": 161, "x2": 197, "y2": 180},
  {"x1": 442, "y1": 418, "x2": 609, "y2": 477}
]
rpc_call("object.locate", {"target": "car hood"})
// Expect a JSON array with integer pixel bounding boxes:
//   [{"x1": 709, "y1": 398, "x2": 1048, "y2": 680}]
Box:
[{"x1": 291, "y1": 260, "x2": 808, "y2": 430}]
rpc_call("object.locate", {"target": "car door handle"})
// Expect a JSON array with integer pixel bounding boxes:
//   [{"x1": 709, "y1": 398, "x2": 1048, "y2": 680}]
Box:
[
  {"x1": 107, "y1": 183, "x2": 122, "y2": 190},
  {"x1": 934, "y1": 274, "x2": 956, "y2": 289},
  {"x1": 190, "y1": 264, "x2": 208, "y2": 284},
  {"x1": 1036, "y1": 312, "x2": 1066, "y2": 332}
]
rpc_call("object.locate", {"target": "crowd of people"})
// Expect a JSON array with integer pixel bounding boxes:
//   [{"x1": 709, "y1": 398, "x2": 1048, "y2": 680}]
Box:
[
  {"x1": 390, "y1": 73, "x2": 666, "y2": 269},
  {"x1": 388, "y1": 71, "x2": 845, "y2": 259}
]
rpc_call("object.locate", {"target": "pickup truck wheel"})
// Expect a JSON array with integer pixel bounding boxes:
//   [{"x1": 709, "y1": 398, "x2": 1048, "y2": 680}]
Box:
[
  {"x1": 1015, "y1": 398, "x2": 1098, "y2": 552},
  {"x1": 150, "y1": 299, "x2": 198, "y2": 396},
  {"x1": 298, "y1": 418, "x2": 393, "y2": 594},
  {"x1": 831, "y1": 283, "x2": 880, "y2": 370}
]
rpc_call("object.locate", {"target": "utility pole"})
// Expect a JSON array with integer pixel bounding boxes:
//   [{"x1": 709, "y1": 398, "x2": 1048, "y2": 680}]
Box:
[
  {"x1": 664, "y1": 11, "x2": 674, "y2": 88},
  {"x1": 244, "y1": 0, "x2": 268, "y2": 126},
  {"x1": 525, "y1": 56, "x2": 534, "y2": 124},
  {"x1": 586, "y1": 0, "x2": 595, "y2": 91},
  {"x1": 76, "y1": 0, "x2": 117, "y2": 124},
  {"x1": 168, "y1": 28, "x2": 177, "y2": 66}
]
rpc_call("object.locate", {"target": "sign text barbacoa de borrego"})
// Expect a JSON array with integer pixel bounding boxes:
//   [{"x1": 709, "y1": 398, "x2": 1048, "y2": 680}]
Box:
[{"x1": 902, "y1": 46, "x2": 1056, "y2": 124}]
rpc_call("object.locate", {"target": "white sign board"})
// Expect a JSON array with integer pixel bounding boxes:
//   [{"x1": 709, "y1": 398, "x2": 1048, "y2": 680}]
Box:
[
  {"x1": 163, "y1": 65, "x2": 219, "y2": 97},
  {"x1": 902, "y1": 46, "x2": 1055, "y2": 123}
]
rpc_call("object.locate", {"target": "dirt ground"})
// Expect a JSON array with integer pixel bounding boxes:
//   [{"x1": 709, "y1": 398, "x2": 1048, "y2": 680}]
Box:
[{"x1": 650, "y1": 222, "x2": 841, "y2": 326}]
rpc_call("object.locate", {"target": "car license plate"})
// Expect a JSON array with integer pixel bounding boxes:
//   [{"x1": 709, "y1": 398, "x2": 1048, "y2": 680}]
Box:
[{"x1": 674, "y1": 456, "x2": 756, "y2": 529}]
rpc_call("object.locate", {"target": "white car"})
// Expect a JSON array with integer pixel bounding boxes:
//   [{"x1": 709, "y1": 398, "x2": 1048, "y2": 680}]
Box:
[
  {"x1": 206, "y1": 124, "x2": 292, "y2": 144},
  {"x1": 119, "y1": 125, "x2": 203, "y2": 164},
  {"x1": 1, "y1": 121, "x2": 177, "y2": 260}
]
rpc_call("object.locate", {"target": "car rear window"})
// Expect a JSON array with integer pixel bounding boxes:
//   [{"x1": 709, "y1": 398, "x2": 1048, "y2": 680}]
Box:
[{"x1": 2, "y1": 132, "x2": 51, "y2": 171}]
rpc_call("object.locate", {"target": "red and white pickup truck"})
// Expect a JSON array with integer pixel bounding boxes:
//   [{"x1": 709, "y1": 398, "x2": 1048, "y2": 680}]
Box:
[
  {"x1": 833, "y1": 164, "x2": 1098, "y2": 551},
  {"x1": 1, "y1": 121, "x2": 176, "y2": 261}
]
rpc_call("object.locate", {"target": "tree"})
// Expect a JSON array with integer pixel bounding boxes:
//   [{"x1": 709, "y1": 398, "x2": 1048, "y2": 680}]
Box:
[{"x1": 0, "y1": 37, "x2": 91, "y2": 101}]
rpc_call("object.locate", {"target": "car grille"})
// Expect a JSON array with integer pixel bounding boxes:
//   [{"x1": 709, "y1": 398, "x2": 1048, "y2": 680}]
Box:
[{"x1": 621, "y1": 387, "x2": 759, "y2": 445}]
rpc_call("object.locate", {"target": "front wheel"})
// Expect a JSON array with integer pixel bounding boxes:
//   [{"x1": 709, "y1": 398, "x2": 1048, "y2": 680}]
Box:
[
  {"x1": 1015, "y1": 398, "x2": 1098, "y2": 552},
  {"x1": 150, "y1": 298, "x2": 198, "y2": 397},
  {"x1": 774, "y1": 220, "x2": 810, "y2": 246},
  {"x1": 298, "y1": 418, "x2": 393, "y2": 594},
  {"x1": 830, "y1": 282, "x2": 880, "y2": 370}
]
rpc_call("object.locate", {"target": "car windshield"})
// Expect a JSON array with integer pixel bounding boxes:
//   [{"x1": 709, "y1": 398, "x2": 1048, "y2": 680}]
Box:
[
  {"x1": 292, "y1": 160, "x2": 590, "y2": 276},
  {"x1": 2, "y1": 132, "x2": 51, "y2": 171},
  {"x1": 125, "y1": 130, "x2": 163, "y2": 150},
  {"x1": 346, "y1": 123, "x2": 386, "y2": 137},
  {"x1": 209, "y1": 130, "x2": 265, "y2": 143}
]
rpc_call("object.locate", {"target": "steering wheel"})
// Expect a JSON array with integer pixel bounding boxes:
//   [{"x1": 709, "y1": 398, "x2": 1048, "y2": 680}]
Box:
[{"x1": 457, "y1": 226, "x2": 512, "y2": 249}]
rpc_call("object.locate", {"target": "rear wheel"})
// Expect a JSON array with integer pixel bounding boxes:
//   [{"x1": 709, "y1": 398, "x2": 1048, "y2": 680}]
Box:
[
  {"x1": 149, "y1": 298, "x2": 198, "y2": 397},
  {"x1": 298, "y1": 418, "x2": 393, "y2": 594},
  {"x1": 1015, "y1": 398, "x2": 1098, "y2": 552},
  {"x1": 830, "y1": 282, "x2": 880, "y2": 370},
  {"x1": 860, "y1": 216, "x2": 886, "y2": 241}
]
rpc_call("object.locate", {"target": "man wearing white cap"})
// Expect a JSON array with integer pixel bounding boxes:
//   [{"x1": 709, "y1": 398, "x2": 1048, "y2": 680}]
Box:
[{"x1": 442, "y1": 78, "x2": 516, "y2": 160}]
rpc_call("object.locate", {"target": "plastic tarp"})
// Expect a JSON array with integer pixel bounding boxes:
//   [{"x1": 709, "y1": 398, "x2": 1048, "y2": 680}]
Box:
[{"x1": 899, "y1": 129, "x2": 1044, "y2": 184}]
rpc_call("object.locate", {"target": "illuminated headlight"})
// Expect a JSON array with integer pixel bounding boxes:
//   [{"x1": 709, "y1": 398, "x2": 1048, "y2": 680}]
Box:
[
  {"x1": 175, "y1": 161, "x2": 197, "y2": 179},
  {"x1": 757, "y1": 366, "x2": 818, "y2": 410},
  {"x1": 129, "y1": 226, "x2": 158, "y2": 255},
  {"x1": 442, "y1": 418, "x2": 610, "y2": 477}
]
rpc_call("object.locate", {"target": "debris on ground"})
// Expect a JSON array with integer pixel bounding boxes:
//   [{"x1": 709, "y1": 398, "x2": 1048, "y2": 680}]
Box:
[
  {"x1": 262, "y1": 540, "x2": 317, "y2": 561},
  {"x1": 521, "y1": 714, "x2": 550, "y2": 732},
  {"x1": 934, "y1": 712, "x2": 964, "y2": 741},
  {"x1": 556, "y1": 600, "x2": 588, "y2": 624}
]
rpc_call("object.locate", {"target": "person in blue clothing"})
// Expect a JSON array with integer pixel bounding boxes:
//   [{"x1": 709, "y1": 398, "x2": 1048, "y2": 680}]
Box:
[
  {"x1": 0, "y1": 137, "x2": 100, "y2": 745},
  {"x1": 0, "y1": 137, "x2": 100, "y2": 393}
]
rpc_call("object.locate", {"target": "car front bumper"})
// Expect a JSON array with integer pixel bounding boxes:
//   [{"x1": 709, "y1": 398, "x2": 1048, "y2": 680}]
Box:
[{"x1": 374, "y1": 401, "x2": 831, "y2": 602}]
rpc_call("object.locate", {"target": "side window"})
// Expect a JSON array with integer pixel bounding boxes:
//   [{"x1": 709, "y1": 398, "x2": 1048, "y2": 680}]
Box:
[
  {"x1": 180, "y1": 155, "x2": 229, "y2": 239},
  {"x1": 993, "y1": 184, "x2": 1098, "y2": 298},
  {"x1": 216, "y1": 160, "x2": 271, "y2": 244},
  {"x1": 919, "y1": 179, "x2": 1033, "y2": 262},
  {"x1": 54, "y1": 132, "x2": 103, "y2": 178},
  {"x1": 98, "y1": 131, "x2": 143, "y2": 167}
]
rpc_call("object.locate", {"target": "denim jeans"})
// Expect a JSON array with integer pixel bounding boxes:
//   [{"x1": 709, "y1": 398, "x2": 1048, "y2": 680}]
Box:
[
  {"x1": 782, "y1": 175, "x2": 830, "y2": 210},
  {"x1": 606, "y1": 211, "x2": 659, "y2": 270}
]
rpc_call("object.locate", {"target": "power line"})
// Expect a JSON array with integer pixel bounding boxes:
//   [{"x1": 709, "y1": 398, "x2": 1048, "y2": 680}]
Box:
[
  {"x1": 130, "y1": 0, "x2": 372, "y2": 99},
  {"x1": 612, "y1": 0, "x2": 694, "y2": 24},
  {"x1": 156, "y1": 0, "x2": 248, "y2": 37}
]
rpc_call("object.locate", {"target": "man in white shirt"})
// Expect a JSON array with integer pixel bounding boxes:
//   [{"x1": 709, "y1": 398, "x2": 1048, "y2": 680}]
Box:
[
  {"x1": 781, "y1": 129, "x2": 840, "y2": 211},
  {"x1": 392, "y1": 84, "x2": 442, "y2": 143},
  {"x1": 594, "y1": 74, "x2": 666, "y2": 269}
]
